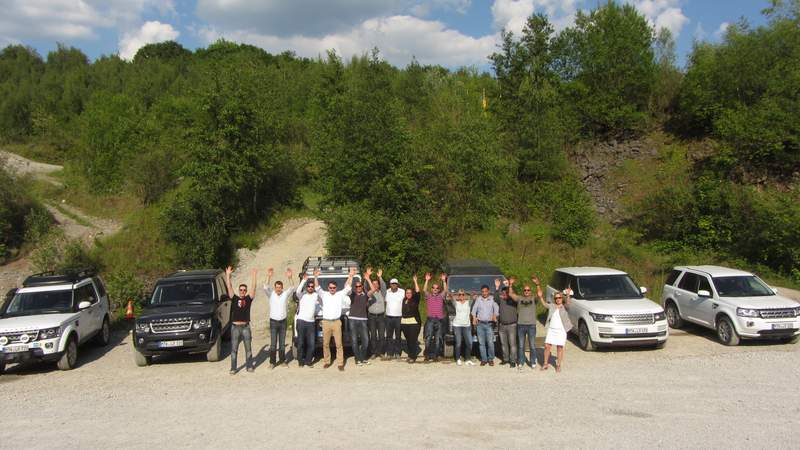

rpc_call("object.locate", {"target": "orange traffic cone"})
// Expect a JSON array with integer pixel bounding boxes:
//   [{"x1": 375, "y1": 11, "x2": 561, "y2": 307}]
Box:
[{"x1": 125, "y1": 299, "x2": 134, "y2": 319}]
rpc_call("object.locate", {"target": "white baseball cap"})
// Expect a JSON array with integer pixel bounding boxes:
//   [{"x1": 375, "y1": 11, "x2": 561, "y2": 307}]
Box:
[{"x1": 389, "y1": 278, "x2": 399, "y2": 285}]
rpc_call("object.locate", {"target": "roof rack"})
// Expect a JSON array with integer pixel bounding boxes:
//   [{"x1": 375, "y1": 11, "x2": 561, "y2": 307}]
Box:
[
  {"x1": 22, "y1": 267, "x2": 96, "y2": 287},
  {"x1": 301, "y1": 256, "x2": 361, "y2": 274}
]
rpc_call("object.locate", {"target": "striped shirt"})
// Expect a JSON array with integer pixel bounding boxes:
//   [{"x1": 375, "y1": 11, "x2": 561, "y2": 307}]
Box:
[{"x1": 425, "y1": 292, "x2": 446, "y2": 319}]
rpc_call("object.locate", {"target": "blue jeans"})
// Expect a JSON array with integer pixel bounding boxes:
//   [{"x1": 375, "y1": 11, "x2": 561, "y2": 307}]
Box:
[
  {"x1": 453, "y1": 326, "x2": 472, "y2": 360},
  {"x1": 424, "y1": 318, "x2": 444, "y2": 359},
  {"x1": 349, "y1": 319, "x2": 369, "y2": 362},
  {"x1": 517, "y1": 324, "x2": 538, "y2": 366},
  {"x1": 269, "y1": 318, "x2": 287, "y2": 365},
  {"x1": 476, "y1": 322, "x2": 495, "y2": 362},
  {"x1": 296, "y1": 320, "x2": 315, "y2": 366},
  {"x1": 368, "y1": 313, "x2": 385, "y2": 357},
  {"x1": 230, "y1": 324, "x2": 253, "y2": 371}
]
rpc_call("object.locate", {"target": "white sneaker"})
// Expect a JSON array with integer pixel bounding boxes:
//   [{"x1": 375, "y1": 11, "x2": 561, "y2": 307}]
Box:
[
  {"x1": 530, "y1": 363, "x2": 537, "y2": 371},
  {"x1": 363, "y1": 360, "x2": 371, "y2": 365},
  {"x1": 356, "y1": 361, "x2": 364, "y2": 366},
  {"x1": 466, "y1": 360, "x2": 476, "y2": 366},
  {"x1": 457, "y1": 358, "x2": 463, "y2": 366}
]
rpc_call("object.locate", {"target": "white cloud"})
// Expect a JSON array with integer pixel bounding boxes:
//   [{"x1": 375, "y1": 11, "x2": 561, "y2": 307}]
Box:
[
  {"x1": 200, "y1": 14, "x2": 495, "y2": 68},
  {"x1": 630, "y1": 0, "x2": 688, "y2": 37},
  {"x1": 694, "y1": 22, "x2": 707, "y2": 41},
  {"x1": 491, "y1": 0, "x2": 579, "y2": 35},
  {"x1": 118, "y1": 21, "x2": 179, "y2": 60},
  {"x1": 714, "y1": 21, "x2": 729, "y2": 39}
]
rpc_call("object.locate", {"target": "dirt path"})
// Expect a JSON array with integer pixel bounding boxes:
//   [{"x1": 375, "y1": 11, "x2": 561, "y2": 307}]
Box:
[{"x1": 1, "y1": 149, "x2": 63, "y2": 186}]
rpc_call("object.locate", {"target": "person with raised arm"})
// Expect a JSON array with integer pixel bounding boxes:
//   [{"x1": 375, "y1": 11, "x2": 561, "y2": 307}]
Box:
[
  {"x1": 316, "y1": 267, "x2": 354, "y2": 371},
  {"x1": 448, "y1": 288, "x2": 475, "y2": 366},
  {"x1": 348, "y1": 271, "x2": 370, "y2": 366},
  {"x1": 494, "y1": 278, "x2": 518, "y2": 368},
  {"x1": 294, "y1": 272, "x2": 321, "y2": 368},
  {"x1": 364, "y1": 267, "x2": 387, "y2": 360},
  {"x1": 264, "y1": 267, "x2": 294, "y2": 369},
  {"x1": 383, "y1": 274, "x2": 405, "y2": 360},
  {"x1": 400, "y1": 274, "x2": 422, "y2": 363},
  {"x1": 422, "y1": 272, "x2": 447, "y2": 362},
  {"x1": 508, "y1": 275, "x2": 542, "y2": 371},
  {"x1": 471, "y1": 284, "x2": 499, "y2": 366},
  {"x1": 539, "y1": 285, "x2": 573, "y2": 373},
  {"x1": 225, "y1": 266, "x2": 257, "y2": 375}
]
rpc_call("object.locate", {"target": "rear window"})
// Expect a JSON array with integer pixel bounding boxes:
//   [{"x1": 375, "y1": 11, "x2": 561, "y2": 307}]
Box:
[{"x1": 665, "y1": 270, "x2": 681, "y2": 286}]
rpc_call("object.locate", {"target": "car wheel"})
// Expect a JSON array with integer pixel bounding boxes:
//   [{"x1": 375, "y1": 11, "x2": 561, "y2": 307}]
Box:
[
  {"x1": 94, "y1": 317, "x2": 110, "y2": 346},
  {"x1": 133, "y1": 348, "x2": 151, "y2": 367},
  {"x1": 665, "y1": 301, "x2": 684, "y2": 329},
  {"x1": 57, "y1": 336, "x2": 78, "y2": 370},
  {"x1": 206, "y1": 331, "x2": 222, "y2": 362},
  {"x1": 578, "y1": 321, "x2": 595, "y2": 351},
  {"x1": 716, "y1": 316, "x2": 740, "y2": 346}
]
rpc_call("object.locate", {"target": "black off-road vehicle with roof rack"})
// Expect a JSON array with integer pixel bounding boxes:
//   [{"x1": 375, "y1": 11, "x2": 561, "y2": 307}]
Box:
[
  {"x1": 132, "y1": 269, "x2": 232, "y2": 366},
  {"x1": 0, "y1": 268, "x2": 111, "y2": 373},
  {"x1": 291, "y1": 256, "x2": 362, "y2": 355},
  {"x1": 441, "y1": 260, "x2": 504, "y2": 359}
]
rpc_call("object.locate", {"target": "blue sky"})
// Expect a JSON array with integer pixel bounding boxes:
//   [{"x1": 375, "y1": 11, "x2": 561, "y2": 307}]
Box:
[{"x1": 0, "y1": 1, "x2": 772, "y2": 69}]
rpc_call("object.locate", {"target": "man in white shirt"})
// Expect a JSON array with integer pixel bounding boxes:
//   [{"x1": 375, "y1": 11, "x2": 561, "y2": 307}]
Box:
[
  {"x1": 295, "y1": 274, "x2": 321, "y2": 368},
  {"x1": 384, "y1": 277, "x2": 405, "y2": 360},
  {"x1": 315, "y1": 267, "x2": 354, "y2": 371},
  {"x1": 264, "y1": 267, "x2": 294, "y2": 369}
]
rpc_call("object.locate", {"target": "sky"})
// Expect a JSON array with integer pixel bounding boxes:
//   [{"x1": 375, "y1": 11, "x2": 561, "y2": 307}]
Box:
[{"x1": 0, "y1": 1, "x2": 771, "y2": 70}]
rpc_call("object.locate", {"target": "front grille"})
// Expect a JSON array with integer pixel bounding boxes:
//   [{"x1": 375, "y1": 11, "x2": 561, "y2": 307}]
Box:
[
  {"x1": 0, "y1": 330, "x2": 39, "y2": 344},
  {"x1": 150, "y1": 317, "x2": 192, "y2": 334},
  {"x1": 613, "y1": 313, "x2": 654, "y2": 325},
  {"x1": 759, "y1": 309, "x2": 796, "y2": 319}
]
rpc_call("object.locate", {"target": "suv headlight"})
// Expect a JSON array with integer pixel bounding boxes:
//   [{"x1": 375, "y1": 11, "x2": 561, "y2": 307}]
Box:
[
  {"x1": 135, "y1": 321, "x2": 150, "y2": 333},
  {"x1": 193, "y1": 318, "x2": 212, "y2": 329},
  {"x1": 38, "y1": 327, "x2": 61, "y2": 340},
  {"x1": 737, "y1": 308, "x2": 759, "y2": 318},
  {"x1": 589, "y1": 312, "x2": 614, "y2": 323},
  {"x1": 654, "y1": 311, "x2": 666, "y2": 321}
]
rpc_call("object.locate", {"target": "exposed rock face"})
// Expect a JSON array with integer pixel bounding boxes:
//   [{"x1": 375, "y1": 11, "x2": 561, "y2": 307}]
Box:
[{"x1": 569, "y1": 136, "x2": 658, "y2": 224}]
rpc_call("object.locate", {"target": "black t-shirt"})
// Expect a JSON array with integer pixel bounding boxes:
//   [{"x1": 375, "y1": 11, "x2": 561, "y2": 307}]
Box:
[
  {"x1": 402, "y1": 292, "x2": 421, "y2": 323},
  {"x1": 231, "y1": 295, "x2": 254, "y2": 323}
]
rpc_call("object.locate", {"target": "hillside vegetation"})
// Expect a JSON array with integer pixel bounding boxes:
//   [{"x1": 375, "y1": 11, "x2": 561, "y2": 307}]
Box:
[{"x1": 1, "y1": 1, "x2": 799, "y2": 306}]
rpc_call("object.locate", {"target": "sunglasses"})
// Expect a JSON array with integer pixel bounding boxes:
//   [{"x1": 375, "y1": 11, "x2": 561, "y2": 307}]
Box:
[
  {"x1": 355, "y1": 284, "x2": 363, "y2": 288},
  {"x1": 523, "y1": 288, "x2": 531, "y2": 292}
]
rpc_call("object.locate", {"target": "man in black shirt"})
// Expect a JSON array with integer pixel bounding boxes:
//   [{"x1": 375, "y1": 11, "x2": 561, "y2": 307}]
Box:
[
  {"x1": 348, "y1": 279, "x2": 370, "y2": 366},
  {"x1": 225, "y1": 266, "x2": 257, "y2": 375}
]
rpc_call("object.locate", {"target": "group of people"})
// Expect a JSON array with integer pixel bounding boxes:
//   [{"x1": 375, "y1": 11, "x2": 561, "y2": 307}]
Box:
[{"x1": 224, "y1": 266, "x2": 573, "y2": 375}]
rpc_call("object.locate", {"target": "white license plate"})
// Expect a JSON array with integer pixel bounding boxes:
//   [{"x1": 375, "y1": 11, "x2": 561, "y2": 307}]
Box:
[
  {"x1": 316, "y1": 331, "x2": 323, "y2": 338},
  {"x1": 2, "y1": 345, "x2": 28, "y2": 353},
  {"x1": 626, "y1": 328, "x2": 648, "y2": 334},
  {"x1": 158, "y1": 340, "x2": 183, "y2": 348},
  {"x1": 772, "y1": 323, "x2": 792, "y2": 330}
]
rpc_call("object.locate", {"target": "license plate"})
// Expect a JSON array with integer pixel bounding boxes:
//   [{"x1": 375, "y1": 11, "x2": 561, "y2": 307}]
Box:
[
  {"x1": 626, "y1": 328, "x2": 648, "y2": 334},
  {"x1": 772, "y1": 323, "x2": 792, "y2": 330},
  {"x1": 158, "y1": 340, "x2": 183, "y2": 348},
  {"x1": 316, "y1": 331, "x2": 323, "y2": 338},
  {"x1": 2, "y1": 345, "x2": 28, "y2": 353}
]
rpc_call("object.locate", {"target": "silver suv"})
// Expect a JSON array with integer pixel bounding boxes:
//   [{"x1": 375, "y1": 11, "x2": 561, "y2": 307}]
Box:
[{"x1": 661, "y1": 265, "x2": 800, "y2": 345}]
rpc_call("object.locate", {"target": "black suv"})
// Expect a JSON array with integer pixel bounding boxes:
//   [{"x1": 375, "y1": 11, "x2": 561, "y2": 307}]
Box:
[
  {"x1": 132, "y1": 269, "x2": 231, "y2": 366},
  {"x1": 441, "y1": 260, "x2": 504, "y2": 358}
]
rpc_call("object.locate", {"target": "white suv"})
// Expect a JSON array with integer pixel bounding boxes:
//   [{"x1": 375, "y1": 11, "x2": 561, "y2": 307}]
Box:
[
  {"x1": 546, "y1": 267, "x2": 668, "y2": 350},
  {"x1": 0, "y1": 270, "x2": 111, "y2": 373},
  {"x1": 661, "y1": 265, "x2": 800, "y2": 345}
]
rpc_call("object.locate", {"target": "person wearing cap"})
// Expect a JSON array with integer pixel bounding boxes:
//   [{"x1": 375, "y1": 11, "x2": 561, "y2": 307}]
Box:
[
  {"x1": 225, "y1": 266, "x2": 258, "y2": 374},
  {"x1": 471, "y1": 284, "x2": 499, "y2": 366},
  {"x1": 449, "y1": 288, "x2": 475, "y2": 366},
  {"x1": 422, "y1": 272, "x2": 448, "y2": 362},
  {"x1": 384, "y1": 276, "x2": 404, "y2": 360},
  {"x1": 494, "y1": 278, "x2": 518, "y2": 368},
  {"x1": 400, "y1": 274, "x2": 422, "y2": 363},
  {"x1": 263, "y1": 267, "x2": 294, "y2": 369},
  {"x1": 508, "y1": 275, "x2": 541, "y2": 371},
  {"x1": 348, "y1": 273, "x2": 370, "y2": 366},
  {"x1": 315, "y1": 267, "x2": 354, "y2": 371},
  {"x1": 364, "y1": 267, "x2": 387, "y2": 359},
  {"x1": 295, "y1": 273, "x2": 321, "y2": 368}
]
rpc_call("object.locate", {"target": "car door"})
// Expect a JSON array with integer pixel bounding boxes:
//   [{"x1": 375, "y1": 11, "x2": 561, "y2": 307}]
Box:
[
  {"x1": 691, "y1": 275, "x2": 716, "y2": 326},
  {"x1": 565, "y1": 275, "x2": 582, "y2": 327},
  {"x1": 73, "y1": 283, "x2": 99, "y2": 342},
  {"x1": 675, "y1": 272, "x2": 700, "y2": 322},
  {"x1": 216, "y1": 277, "x2": 231, "y2": 331}
]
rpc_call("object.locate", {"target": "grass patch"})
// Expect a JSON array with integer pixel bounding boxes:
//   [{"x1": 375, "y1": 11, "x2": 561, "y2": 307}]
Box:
[
  {"x1": 50, "y1": 202, "x2": 93, "y2": 227},
  {"x1": 1, "y1": 142, "x2": 66, "y2": 164}
]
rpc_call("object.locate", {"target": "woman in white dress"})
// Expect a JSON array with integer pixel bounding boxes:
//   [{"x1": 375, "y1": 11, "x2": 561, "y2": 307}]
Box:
[{"x1": 539, "y1": 287, "x2": 572, "y2": 372}]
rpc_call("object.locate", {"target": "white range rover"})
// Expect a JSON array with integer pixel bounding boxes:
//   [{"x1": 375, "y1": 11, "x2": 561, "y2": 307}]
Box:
[
  {"x1": 546, "y1": 267, "x2": 668, "y2": 350},
  {"x1": 0, "y1": 270, "x2": 111, "y2": 373},
  {"x1": 661, "y1": 265, "x2": 800, "y2": 345}
]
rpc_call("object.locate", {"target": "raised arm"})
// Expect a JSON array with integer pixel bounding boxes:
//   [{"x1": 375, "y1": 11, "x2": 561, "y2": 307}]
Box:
[
  {"x1": 313, "y1": 268, "x2": 321, "y2": 294},
  {"x1": 564, "y1": 285, "x2": 572, "y2": 307},
  {"x1": 249, "y1": 269, "x2": 257, "y2": 299},
  {"x1": 413, "y1": 274, "x2": 420, "y2": 293},
  {"x1": 284, "y1": 268, "x2": 295, "y2": 292},
  {"x1": 493, "y1": 278, "x2": 502, "y2": 301},
  {"x1": 296, "y1": 273, "x2": 308, "y2": 297},
  {"x1": 224, "y1": 266, "x2": 234, "y2": 298},
  {"x1": 423, "y1": 272, "x2": 431, "y2": 293},
  {"x1": 378, "y1": 269, "x2": 387, "y2": 296},
  {"x1": 440, "y1": 273, "x2": 448, "y2": 296},
  {"x1": 532, "y1": 275, "x2": 547, "y2": 307},
  {"x1": 342, "y1": 267, "x2": 355, "y2": 295},
  {"x1": 507, "y1": 276, "x2": 519, "y2": 301},
  {"x1": 364, "y1": 267, "x2": 376, "y2": 295},
  {"x1": 263, "y1": 267, "x2": 274, "y2": 296}
]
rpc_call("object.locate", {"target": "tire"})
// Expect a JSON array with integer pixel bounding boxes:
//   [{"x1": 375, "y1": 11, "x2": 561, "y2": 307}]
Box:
[
  {"x1": 93, "y1": 317, "x2": 110, "y2": 346},
  {"x1": 133, "y1": 348, "x2": 151, "y2": 367},
  {"x1": 577, "y1": 320, "x2": 595, "y2": 351},
  {"x1": 57, "y1": 336, "x2": 78, "y2": 370},
  {"x1": 206, "y1": 331, "x2": 222, "y2": 362},
  {"x1": 716, "y1": 316, "x2": 740, "y2": 346},
  {"x1": 665, "y1": 301, "x2": 684, "y2": 329}
]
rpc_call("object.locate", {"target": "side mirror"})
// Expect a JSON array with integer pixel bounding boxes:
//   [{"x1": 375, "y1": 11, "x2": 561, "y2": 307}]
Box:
[
  {"x1": 640, "y1": 287, "x2": 648, "y2": 294},
  {"x1": 78, "y1": 301, "x2": 92, "y2": 310},
  {"x1": 771, "y1": 287, "x2": 779, "y2": 295},
  {"x1": 697, "y1": 290, "x2": 711, "y2": 298}
]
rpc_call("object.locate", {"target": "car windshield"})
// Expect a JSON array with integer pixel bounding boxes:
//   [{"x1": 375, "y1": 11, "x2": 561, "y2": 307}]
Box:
[
  {"x1": 312, "y1": 276, "x2": 358, "y2": 291},
  {"x1": 1, "y1": 290, "x2": 74, "y2": 316},
  {"x1": 448, "y1": 275, "x2": 504, "y2": 295},
  {"x1": 713, "y1": 276, "x2": 774, "y2": 297},
  {"x1": 150, "y1": 281, "x2": 214, "y2": 305},
  {"x1": 575, "y1": 275, "x2": 643, "y2": 300}
]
